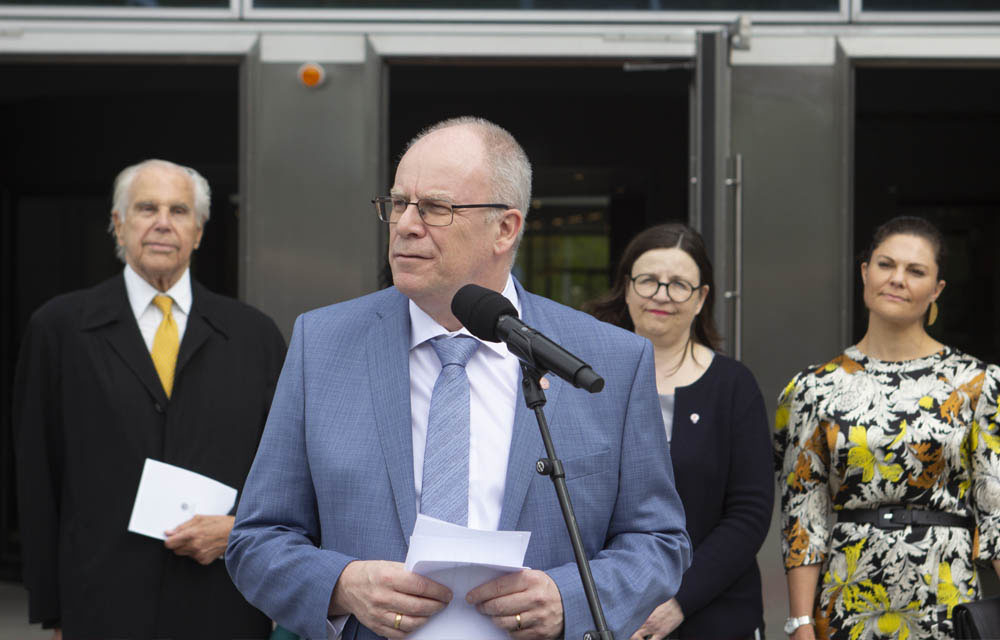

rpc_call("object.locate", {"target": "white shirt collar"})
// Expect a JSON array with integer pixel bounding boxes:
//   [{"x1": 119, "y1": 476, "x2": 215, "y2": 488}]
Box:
[
  {"x1": 408, "y1": 275, "x2": 521, "y2": 357},
  {"x1": 123, "y1": 264, "x2": 193, "y2": 318}
]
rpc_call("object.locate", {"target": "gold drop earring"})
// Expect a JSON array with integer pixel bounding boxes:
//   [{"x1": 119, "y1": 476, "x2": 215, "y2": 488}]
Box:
[{"x1": 927, "y1": 301, "x2": 939, "y2": 326}]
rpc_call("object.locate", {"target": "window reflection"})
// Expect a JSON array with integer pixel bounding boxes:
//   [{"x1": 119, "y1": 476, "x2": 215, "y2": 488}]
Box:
[{"x1": 515, "y1": 196, "x2": 611, "y2": 311}]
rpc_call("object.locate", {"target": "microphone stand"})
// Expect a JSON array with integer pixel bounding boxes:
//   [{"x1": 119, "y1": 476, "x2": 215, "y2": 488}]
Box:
[{"x1": 520, "y1": 362, "x2": 614, "y2": 640}]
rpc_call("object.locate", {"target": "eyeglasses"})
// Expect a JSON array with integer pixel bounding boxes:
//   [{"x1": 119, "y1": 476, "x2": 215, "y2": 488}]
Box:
[
  {"x1": 372, "y1": 196, "x2": 510, "y2": 227},
  {"x1": 630, "y1": 274, "x2": 701, "y2": 302}
]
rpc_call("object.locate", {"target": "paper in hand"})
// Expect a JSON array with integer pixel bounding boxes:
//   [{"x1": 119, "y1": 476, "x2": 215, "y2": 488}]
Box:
[
  {"x1": 127, "y1": 458, "x2": 237, "y2": 540},
  {"x1": 404, "y1": 515, "x2": 530, "y2": 640}
]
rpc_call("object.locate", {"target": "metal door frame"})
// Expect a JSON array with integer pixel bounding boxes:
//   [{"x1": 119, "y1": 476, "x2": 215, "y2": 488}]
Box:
[
  {"x1": 691, "y1": 28, "x2": 740, "y2": 358},
  {"x1": 835, "y1": 34, "x2": 1000, "y2": 346}
]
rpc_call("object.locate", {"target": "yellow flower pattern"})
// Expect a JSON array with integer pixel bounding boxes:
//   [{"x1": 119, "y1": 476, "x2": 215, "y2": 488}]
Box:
[
  {"x1": 775, "y1": 347, "x2": 1000, "y2": 639},
  {"x1": 847, "y1": 426, "x2": 904, "y2": 483},
  {"x1": 936, "y1": 562, "x2": 967, "y2": 619},
  {"x1": 842, "y1": 581, "x2": 921, "y2": 640}
]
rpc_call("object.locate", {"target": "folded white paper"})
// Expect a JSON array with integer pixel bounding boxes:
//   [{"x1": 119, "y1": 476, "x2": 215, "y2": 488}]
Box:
[
  {"x1": 404, "y1": 515, "x2": 531, "y2": 640},
  {"x1": 127, "y1": 458, "x2": 237, "y2": 541}
]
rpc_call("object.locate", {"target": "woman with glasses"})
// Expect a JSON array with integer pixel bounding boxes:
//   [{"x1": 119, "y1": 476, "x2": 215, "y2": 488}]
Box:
[{"x1": 586, "y1": 223, "x2": 773, "y2": 640}]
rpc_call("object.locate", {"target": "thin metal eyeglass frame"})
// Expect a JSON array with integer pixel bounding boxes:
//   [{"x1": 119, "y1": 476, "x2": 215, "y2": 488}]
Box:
[
  {"x1": 371, "y1": 196, "x2": 510, "y2": 227},
  {"x1": 629, "y1": 274, "x2": 702, "y2": 302}
]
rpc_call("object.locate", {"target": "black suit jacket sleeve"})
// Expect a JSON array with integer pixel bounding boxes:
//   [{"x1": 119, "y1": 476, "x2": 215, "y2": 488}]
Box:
[
  {"x1": 13, "y1": 306, "x2": 65, "y2": 626},
  {"x1": 672, "y1": 360, "x2": 775, "y2": 619}
]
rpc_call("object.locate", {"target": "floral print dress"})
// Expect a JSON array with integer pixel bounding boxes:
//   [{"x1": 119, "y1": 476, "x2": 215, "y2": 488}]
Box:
[{"x1": 775, "y1": 346, "x2": 1000, "y2": 640}]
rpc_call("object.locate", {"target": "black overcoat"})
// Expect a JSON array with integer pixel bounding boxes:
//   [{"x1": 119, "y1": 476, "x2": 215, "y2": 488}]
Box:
[{"x1": 13, "y1": 273, "x2": 286, "y2": 640}]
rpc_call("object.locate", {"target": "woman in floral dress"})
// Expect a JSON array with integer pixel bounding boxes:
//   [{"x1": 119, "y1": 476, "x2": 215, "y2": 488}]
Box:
[{"x1": 775, "y1": 216, "x2": 1000, "y2": 640}]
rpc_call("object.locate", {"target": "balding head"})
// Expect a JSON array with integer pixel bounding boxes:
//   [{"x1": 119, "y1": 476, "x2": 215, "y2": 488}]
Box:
[{"x1": 404, "y1": 116, "x2": 532, "y2": 245}]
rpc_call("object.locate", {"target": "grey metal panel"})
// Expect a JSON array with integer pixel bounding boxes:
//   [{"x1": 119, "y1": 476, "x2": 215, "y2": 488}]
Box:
[
  {"x1": 238, "y1": 38, "x2": 260, "y2": 303},
  {"x1": 693, "y1": 30, "x2": 736, "y2": 355},
  {"x1": 835, "y1": 42, "x2": 854, "y2": 349},
  {"x1": 731, "y1": 64, "x2": 844, "y2": 636},
  {"x1": 242, "y1": 47, "x2": 384, "y2": 339}
]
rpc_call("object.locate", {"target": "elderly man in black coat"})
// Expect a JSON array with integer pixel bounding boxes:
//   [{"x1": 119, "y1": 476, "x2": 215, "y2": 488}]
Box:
[{"x1": 13, "y1": 159, "x2": 286, "y2": 639}]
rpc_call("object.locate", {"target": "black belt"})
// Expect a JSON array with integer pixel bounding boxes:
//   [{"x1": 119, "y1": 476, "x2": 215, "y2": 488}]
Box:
[{"x1": 837, "y1": 505, "x2": 973, "y2": 530}]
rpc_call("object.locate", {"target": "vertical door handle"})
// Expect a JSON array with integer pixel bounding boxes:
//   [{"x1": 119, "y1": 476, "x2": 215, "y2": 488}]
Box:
[{"x1": 724, "y1": 154, "x2": 743, "y2": 360}]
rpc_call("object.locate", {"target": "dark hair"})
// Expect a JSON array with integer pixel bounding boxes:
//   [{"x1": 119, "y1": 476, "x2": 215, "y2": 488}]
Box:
[
  {"x1": 585, "y1": 223, "x2": 721, "y2": 351},
  {"x1": 864, "y1": 216, "x2": 946, "y2": 279}
]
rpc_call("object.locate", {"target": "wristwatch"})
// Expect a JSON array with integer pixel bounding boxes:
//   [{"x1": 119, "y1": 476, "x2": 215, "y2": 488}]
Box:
[{"x1": 784, "y1": 615, "x2": 814, "y2": 635}]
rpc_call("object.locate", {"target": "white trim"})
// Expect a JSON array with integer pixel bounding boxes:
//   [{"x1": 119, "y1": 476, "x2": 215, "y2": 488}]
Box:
[
  {"x1": 854, "y1": 11, "x2": 1000, "y2": 24},
  {"x1": 0, "y1": 19, "x2": 703, "y2": 57},
  {"x1": 6, "y1": 17, "x2": 1000, "y2": 63},
  {"x1": 0, "y1": 0, "x2": 237, "y2": 20},
  {"x1": 849, "y1": 0, "x2": 861, "y2": 22},
  {"x1": 370, "y1": 32, "x2": 696, "y2": 58},
  {"x1": 749, "y1": 23, "x2": 1000, "y2": 35},
  {"x1": 731, "y1": 34, "x2": 836, "y2": 65},
  {"x1": 260, "y1": 32, "x2": 365, "y2": 62},
  {"x1": 0, "y1": 28, "x2": 256, "y2": 54},
  {"x1": 242, "y1": 4, "x2": 847, "y2": 25},
  {"x1": 5, "y1": 19, "x2": 1000, "y2": 38},
  {"x1": 0, "y1": 20, "x2": 700, "y2": 58},
  {"x1": 838, "y1": 34, "x2": 1000, "y2": 59},
  {"x1": 0, "y1": 17, "x2": 715, "y2": 36}
]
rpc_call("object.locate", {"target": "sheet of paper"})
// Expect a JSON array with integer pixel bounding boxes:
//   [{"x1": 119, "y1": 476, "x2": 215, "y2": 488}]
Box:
[
  {"x1": 404, "y1": 515, "x2": 531, "y2": 640},
  {"x1": 127, "y1": 458, "x2": 237, "y2": 541},
  {"x1": 407, "y1": 516, "x2": 530, "y2": 566}
]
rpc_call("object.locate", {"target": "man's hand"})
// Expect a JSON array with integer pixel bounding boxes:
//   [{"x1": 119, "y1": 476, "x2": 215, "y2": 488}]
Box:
[
  {"x1": 630, "y1": 598, "x2": 684, "y2": 640},
  {"x1": 51, "y1": 630, "x2": 61, "y2": 640},
  {"x1": 466, "y1": 569, "x2": 564, "y2": 640},
  {"x1": 164, "y1": 515, "x2": 234, "y2": 565},
  {"x1": 329, "y1": 560, "x2": 452, "y2": 639}
]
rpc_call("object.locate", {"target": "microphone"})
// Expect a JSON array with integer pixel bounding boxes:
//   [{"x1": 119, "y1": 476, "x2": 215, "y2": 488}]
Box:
[{"x1": 451, "y1": 284, "x2": 605, "y2": 393}]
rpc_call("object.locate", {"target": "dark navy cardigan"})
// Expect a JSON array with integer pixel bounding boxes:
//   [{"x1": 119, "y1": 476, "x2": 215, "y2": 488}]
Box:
[{"x1": 667, "y1": 354, "x2": 774, "y2": 638}]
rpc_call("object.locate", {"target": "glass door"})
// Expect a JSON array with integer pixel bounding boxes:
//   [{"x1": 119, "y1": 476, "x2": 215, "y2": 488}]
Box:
[{"x1": 385, "y1": 61, "x2": 692, "y2": 309}]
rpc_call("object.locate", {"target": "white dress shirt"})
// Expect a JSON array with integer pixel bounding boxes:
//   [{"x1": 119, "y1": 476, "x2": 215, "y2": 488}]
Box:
[
  {"x1": 408, "y1": 275, "x2": 521, "y2": 531},
  {"x1": 123, "y1": 264, "x2": 192, "y2": 352}
]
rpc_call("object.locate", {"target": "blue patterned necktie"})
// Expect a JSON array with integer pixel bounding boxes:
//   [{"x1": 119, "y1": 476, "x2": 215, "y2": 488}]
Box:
[{"x1": 421, "y1": 335, "x2": 480, "y2": 526}]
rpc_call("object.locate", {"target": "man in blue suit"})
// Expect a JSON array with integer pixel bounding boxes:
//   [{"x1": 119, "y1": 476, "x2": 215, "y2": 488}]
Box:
[{"x1": 226, "y1": 116, "x2": 690, "y2": 640}]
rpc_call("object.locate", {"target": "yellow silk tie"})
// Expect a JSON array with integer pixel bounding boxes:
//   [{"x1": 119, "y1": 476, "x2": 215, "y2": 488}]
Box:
[{"x1": 151, "y1": 294, "x2": 179, "y2": 398}]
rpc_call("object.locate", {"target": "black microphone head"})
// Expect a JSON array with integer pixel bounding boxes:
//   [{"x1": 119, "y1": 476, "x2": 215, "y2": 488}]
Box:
[{"x1": 451, "y1": 284, "x2": 518, "y2": 342}]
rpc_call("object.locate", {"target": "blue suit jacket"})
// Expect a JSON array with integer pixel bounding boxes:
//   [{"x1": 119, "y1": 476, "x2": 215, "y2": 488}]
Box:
[{"x1": 227, "y1": 282, "x2": 691, "y2": 640}]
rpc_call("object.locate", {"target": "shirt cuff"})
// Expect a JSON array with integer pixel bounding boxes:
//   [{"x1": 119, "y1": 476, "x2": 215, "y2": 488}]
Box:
[{"x1": 327, "y1": 615, "x2": 349, "y2": 639}]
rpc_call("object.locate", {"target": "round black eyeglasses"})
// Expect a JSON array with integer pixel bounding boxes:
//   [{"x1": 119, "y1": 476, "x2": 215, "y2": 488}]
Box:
[{"x1": 630, "y1": 274, "x2": 701, "y2": 302}]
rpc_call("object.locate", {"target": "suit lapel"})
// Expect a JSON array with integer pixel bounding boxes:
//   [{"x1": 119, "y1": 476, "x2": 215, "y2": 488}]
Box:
[
  {"x1": 498, "y1": 284, "x2": 564, "y2": 531},
  {"x1": 176, "y1": 282, "x2": 219, "y2": 381},
  {"x1": 367, "y1": 292, "x2": 418, "y2": 541},
  {"x1": 84, "y1": 274, "x2": 168, "y2": 406}
]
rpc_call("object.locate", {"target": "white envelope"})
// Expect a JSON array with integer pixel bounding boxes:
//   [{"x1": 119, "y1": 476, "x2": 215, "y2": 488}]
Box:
[{"x1": 127, "y1": 458, "x2": 237, "y2": 541}]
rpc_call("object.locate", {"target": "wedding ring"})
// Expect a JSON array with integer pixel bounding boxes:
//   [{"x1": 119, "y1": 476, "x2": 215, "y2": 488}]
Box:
[
  {"x1": 515, "y1": 613, "x2": 522, "y2": 631},
  {"x1": 394, "y1": 613, "x2": 402, "y2": 630}
]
